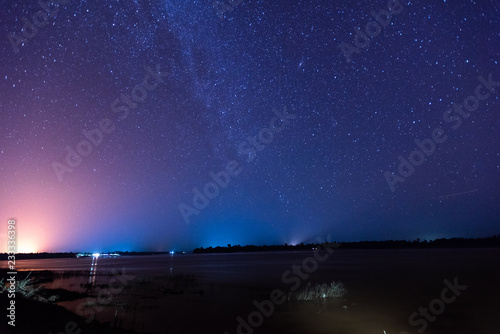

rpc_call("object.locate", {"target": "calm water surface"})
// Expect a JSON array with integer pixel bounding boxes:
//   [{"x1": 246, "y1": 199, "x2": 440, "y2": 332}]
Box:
[{"x1": 5, "y1": 248, "x2": 499, "y2": 287}]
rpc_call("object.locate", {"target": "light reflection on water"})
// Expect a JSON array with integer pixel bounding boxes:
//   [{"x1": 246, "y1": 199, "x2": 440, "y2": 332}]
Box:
[
  {"x1": 5, "y1": 252, "x2": 324, "y2": 285},
  {"x1": 89, "y1": 255, "x2": 98, "y2": 285},
  {"x1": 4, "y1": 249, "x2": 496, "y2": 288},
  {"x1": 169, "y1": 252, "x2": 173, "y2": 275}
]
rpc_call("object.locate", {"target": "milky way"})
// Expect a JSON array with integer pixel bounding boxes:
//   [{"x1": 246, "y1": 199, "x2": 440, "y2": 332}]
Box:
[{"x1": 0, "y1": 0, "x2": 499, "y2": 252}]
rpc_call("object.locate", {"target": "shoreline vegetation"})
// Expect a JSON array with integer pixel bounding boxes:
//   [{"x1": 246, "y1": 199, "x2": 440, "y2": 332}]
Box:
[
  {"x1": 0, "y1": 269, "x2": 141, "y2": 334},
  {"x1": 0, "y1": 235, "x2": 499, "y2": 260},
  {"x1": 193, "y1": 235, "x2": 500, "y2": 253}
]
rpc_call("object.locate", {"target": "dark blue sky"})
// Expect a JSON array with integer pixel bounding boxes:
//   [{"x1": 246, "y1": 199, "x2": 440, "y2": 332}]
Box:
[{"x1": 0, "y1": 0, "x2": 499, "y2": 252}]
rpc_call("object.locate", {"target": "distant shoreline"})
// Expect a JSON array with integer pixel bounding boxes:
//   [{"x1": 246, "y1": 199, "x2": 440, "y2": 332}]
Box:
[
  {"x1": 1, "y1": 235, "x2": 499, "y2": 260},
  {"x1": 0, "y1": 251, "x2": 171, "y2": 261},
  {"x1": 193, "y1": 235, "x2": 500, "y2": 253}
]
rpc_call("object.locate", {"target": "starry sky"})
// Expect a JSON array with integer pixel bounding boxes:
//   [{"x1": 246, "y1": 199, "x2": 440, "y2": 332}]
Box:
[{"x1": 0, "y1": 0, "x2": 499, "y2": 253}]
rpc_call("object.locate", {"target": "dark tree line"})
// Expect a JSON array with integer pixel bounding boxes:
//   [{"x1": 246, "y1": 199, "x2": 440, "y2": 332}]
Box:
[
  {"x1": 193, "y1": 243, "x2": 323, "y2": 254},
  {"x1": 192, "y1": 235, "x2": 500, "y2": 254},
  {"x1": 1, "y1": 236, "x2": 498, "y2": 259}
]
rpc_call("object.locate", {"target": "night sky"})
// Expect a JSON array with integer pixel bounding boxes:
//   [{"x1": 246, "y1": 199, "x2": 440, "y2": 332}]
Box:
[{"x1": 0, "y1": 0, "x2": 499, "y2": 253}]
